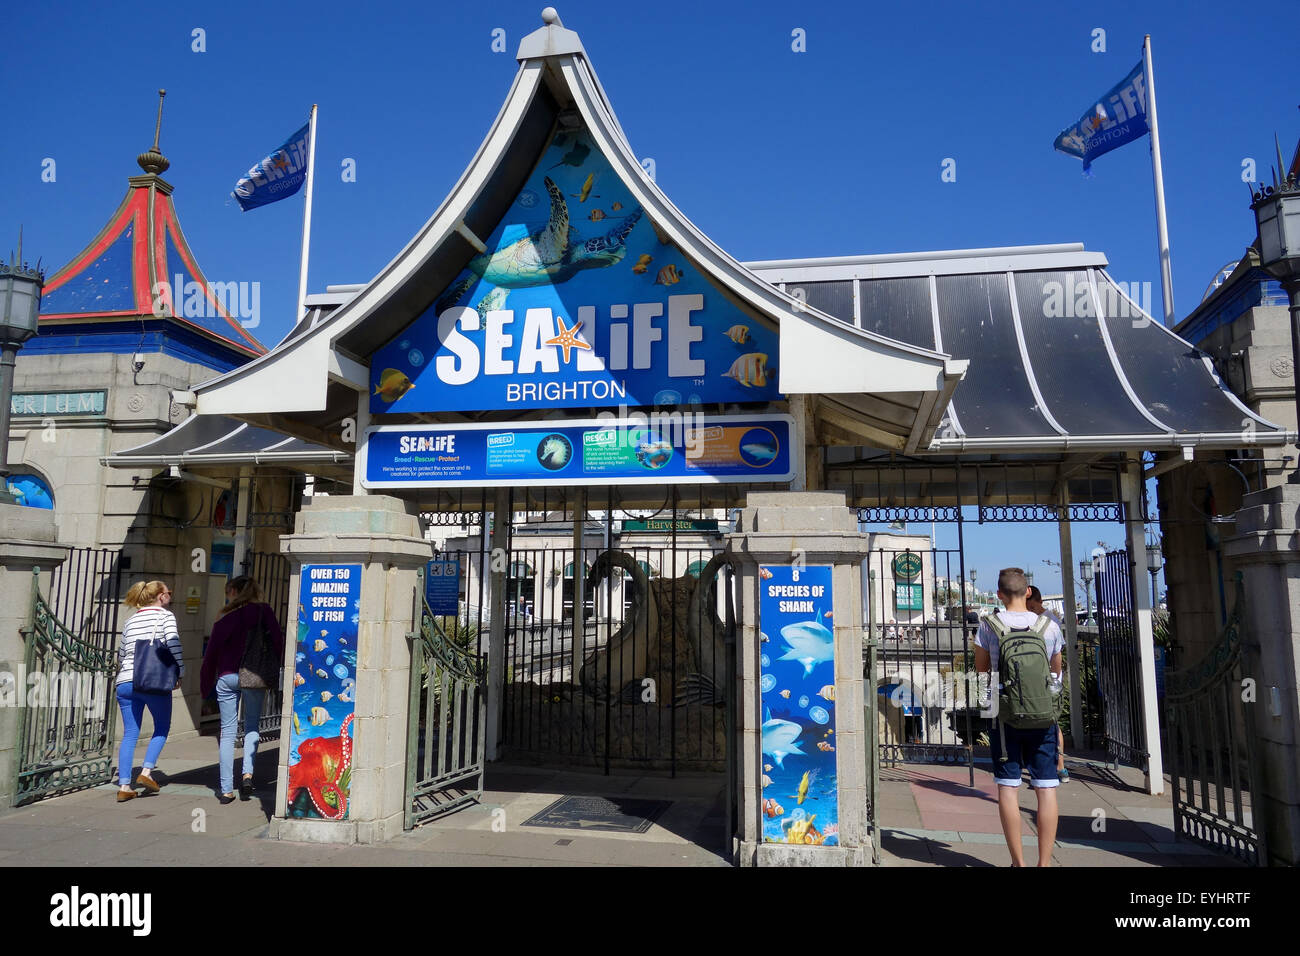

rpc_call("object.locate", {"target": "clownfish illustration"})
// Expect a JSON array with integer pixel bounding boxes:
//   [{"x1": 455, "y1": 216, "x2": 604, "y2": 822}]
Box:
[
  {"x1": 722, "y1": 352, "x2": 770, "y2": 388},
  {"x1": 373, "y1": 368, "x2": 415, "y2": 403}
]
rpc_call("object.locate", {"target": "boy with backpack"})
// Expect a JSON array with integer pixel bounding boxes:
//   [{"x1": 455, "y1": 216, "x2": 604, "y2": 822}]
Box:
[{"x1": 974, "y1": 568, "x2": 1064, "y2": 866}]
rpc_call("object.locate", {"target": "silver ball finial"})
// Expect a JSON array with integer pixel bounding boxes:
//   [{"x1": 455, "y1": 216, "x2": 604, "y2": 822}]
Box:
[{"x1": 541, "y1": 7, "x2": 560, "y2": 25}]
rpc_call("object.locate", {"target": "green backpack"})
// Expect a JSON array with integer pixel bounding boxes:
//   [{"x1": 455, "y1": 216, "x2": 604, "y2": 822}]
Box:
[{"x1": 985, "y1": 612, "x2": 1058, "y2": 732}]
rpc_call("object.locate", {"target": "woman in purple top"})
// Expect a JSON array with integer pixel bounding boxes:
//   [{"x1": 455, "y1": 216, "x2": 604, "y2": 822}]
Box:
[{"x1": 200, "y1": 576, "x2": 285, "y2": 803}]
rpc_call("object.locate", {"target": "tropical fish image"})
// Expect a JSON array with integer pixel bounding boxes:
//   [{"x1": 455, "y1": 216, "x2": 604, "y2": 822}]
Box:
[
  {"x1": 762, "y1": 798, "x2": 784, "y2": 819},
  {"x1": 434, "y1": 177, "x2": 642, "y2": 314},
  {"x1": 764, "y1": 764, "x2": 773, "y2": 773},
  {"x1": 817, "y1": 741, "x2": 835, "y2": 752},
  {"x1": 635, "y1": 438, "x2": 672, "y2": 469},
  {"x1": 588, "y1": 208, "x2": 607, "y2": 222},
  {"x1": 631, "y1": 253, "x2": 653, "y2": 274},
  {"x1": 778, "y1": 619, "x2": 835, "y2": 677},
  {"x1": 761, "y1": 714, "x2": 805, "y2": 768},
  {"x1": 292, "y1": 712, "x2": 302, "y2": 735},
  {"x1": 741, "y1": 441, "x2": 778, "y2": 462},
  {"x1": 571, "y1": 172, "x2": 597, "y2": 202},
  {"x1": 818, "y1": 684, "x2": 836, "y2": 701},
  {"x1": 373, "y1": 368, "x2": 414, "y2": 403},
  {"x1": 293, "y1": 672, "x2": 306, "y2": 687},
  {"x1": 611, "y1": 201, "x2": 623, "y2": 211},
  {"x1": 792, "y1": 769, "x2": 817, "y2": 805},
  {"x1": 309, "y1": 706, "x2": 329, "y2": 726},
  {"x1": 760, "y1": 632, "x2": 770, "y2": 643},
  {"x1": 759, "y1": 568, "x2": 774, "y2": 580},
  {"x1": 339, "y1": 637, "x2": 348, "y2": 645},
  {"x1": 824, "y1": 610, "x2": 834, "y2": 619},
  {"x1": 314, "y1": 639, "x2": 327, "y2": 652},
  {"x1": 779, "y1": 689, "x2": 791, "y2": 699},
  {"x1": 761, "y1": 774, "x2": 772, "y2": 788},
  {"x1": 320, "y1": 691, "x2": 333, "y2": 702},
  {"x1": 654, "y1": 264, "x2": 683, "y2": 286},
  {"x1": 726, "y1": 324, "x2": 750, "y2": 344},
  {"x1": 722, "y1": 352, "x2": 770, "y2": 388},
  {"x1": 315, "y1": 668, "x2": 328, "y2": 679},
  {"x1": 549, "y1": 140, "x2": 590, "y2": 169}
]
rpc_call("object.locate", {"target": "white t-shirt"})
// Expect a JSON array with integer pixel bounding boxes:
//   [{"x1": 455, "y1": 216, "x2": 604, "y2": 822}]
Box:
[{"x1": 975, "y1": 610, "x2": 1064, "y2": 675}]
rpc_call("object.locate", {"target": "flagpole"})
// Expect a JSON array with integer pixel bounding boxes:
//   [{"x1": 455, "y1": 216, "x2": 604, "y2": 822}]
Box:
[
  {"x1": 296, "y1": 104, "x2": 318, "y2": 323},
  {"x1": 1143, "y1": 36, "x2": 1175, "y2": 326}
]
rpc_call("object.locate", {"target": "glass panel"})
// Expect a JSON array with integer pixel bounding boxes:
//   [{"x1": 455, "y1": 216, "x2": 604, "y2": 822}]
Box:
[
  {"x1": 1014, "y1": 271, "x2": 1159, "y2": 436},
  {"x1": 786, "y1": 280, "x2": 854, "y2": 323},
  {"x1": 935, "y1": 274, "x2": 1053, "y2": 437},
  {"x1": 1098, "y1": 274, "x2": 1254, "y2": 434},
  {"x1": 859, "y1": 277, "x2": 934, "y2": 348}
]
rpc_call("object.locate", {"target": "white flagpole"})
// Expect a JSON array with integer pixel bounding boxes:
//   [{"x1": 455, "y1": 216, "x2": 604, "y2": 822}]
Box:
[
  {"x1": 1143, "y1": 36, "x2": 1175, "y2": 326},
  {"x1": 296, "y1": 104, "x2": 319, "y2": 324}
]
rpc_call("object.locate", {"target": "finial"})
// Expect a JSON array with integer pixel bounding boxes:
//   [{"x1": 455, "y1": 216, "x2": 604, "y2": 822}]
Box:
[
  {"x1": 136, "y1": 89, "x2": 171, "y2": 175},
  {"x1": 541, "y1": 7, "x2": 561, "y2": 26},
  {"x1": 2, "y1": 225, "x2": 45, "y2": 282}
]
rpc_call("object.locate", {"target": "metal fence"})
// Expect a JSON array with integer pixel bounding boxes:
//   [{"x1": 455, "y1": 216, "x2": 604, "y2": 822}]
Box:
[
  {"x1": 1094, "y1": 549, "x2": 1147, "y2": 769},
  {"x1": 244, "y1": 549, "x2": 291, "y2": 739}
]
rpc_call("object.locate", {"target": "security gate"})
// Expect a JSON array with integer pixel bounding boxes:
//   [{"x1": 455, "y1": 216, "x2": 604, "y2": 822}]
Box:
[
  {"x1": 246, "y1": 549, "x2": 291, "y2": 739},
  {"x1": 1094, "y1": 548, "x2": 1147, "y2": 768},
  {"x1": 404, "y1": 565, "x2": 486, "y2": 827},
  {"x1": 866, "y1": 547, "x2": 973, "y2": 782},
  {"x1": 1166, "y1": 573, "x2": 1266, "y2": 865},
  {"x1": 13, "y1": 562, "x2": 123, "y2": 805}
]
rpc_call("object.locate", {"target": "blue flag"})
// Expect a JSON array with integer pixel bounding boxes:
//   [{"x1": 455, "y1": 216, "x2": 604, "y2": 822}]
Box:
[
  {"x1": 232, "y1": 123, "x2": 311, "y2": 211},
  {"x1": 1053, "y1": 61, "x2": 1149, "y2": 172}
]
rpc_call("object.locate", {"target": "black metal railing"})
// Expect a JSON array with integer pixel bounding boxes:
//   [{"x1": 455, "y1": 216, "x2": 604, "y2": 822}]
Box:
[{"x1": 1094, "y1": 549, "x2": 1148, "y2": 769}]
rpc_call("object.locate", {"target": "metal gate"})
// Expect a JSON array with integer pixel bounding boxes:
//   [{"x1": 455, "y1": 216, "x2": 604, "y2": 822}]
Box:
[
  {"x1": 14, "y1": 555, "x2": 124, "y2": 805},
  {"x1": 1094, "y1": 549, "x2": 1148, "y2": 768},
  {"x1": 405, "y1": 565, "x2": 487, "y2": 826},
  {"x1": 1166, "y1": 573, "x2": 1266, "y2": 865},
  {"x1": 245, "y1": 549, "x2": 290, "y2": 739},
  {"x1": 867, "y1": 547, "x2": 973, "y2": 781}
]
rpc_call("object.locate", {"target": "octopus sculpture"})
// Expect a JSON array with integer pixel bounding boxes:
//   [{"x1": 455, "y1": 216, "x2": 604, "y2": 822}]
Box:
[{"x1": 287, "y1": 713, "x2": 353, "y2": 819}]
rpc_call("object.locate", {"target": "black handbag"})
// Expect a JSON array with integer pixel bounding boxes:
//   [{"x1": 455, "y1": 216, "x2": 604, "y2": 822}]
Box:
[
  {"x1": 133, "y1": 615, "x2": 179, "y2": 694},
  {"x1": 238, "y1": 606, "x2": 279, "y2": 689}
]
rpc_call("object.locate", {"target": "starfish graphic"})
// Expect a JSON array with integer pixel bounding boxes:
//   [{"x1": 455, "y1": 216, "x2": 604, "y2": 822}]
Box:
[
  {"x1": 544, "y1": 315, "x2": 593, "y2": 364},
  {"x1": 272, "y1": 153, "x2": 290, "y2": 171}
]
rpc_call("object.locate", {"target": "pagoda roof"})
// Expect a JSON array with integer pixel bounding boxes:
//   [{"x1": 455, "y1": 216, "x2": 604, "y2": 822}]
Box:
[
  {"x1": 38, "y1": 124, "x2": 265, "y2": 359},
  {"x1": 186, "y1": 9, "x2": 964, "y2": 455}
]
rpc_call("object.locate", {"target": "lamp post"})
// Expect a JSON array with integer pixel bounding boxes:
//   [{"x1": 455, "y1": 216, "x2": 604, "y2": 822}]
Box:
[
  {"x1": 1250, "y1": 156, "x2": 1300, "y2": 479},
  {"x1": 1145, "y1": 537, "x2": 1164, "y2": 607},
  {"x1": 0, "y1": 232, "x2": 44, "y2": 505},
  {"x1": 1079, "y1": 558, "x2": 1094, "y2": 625}
]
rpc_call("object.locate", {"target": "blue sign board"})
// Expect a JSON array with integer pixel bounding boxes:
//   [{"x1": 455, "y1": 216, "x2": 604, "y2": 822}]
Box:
[
  {"x1": 287, "y1": 563, "x2": 360, "y2": 820},
  {"x1": 360, "y1": 414, "x2": 793, "y2": 489},
  {"x1": 759, "y1": 564, "x2": 839, "y2": 847},
  {"x1": 425, "y1": 558, "x2": 460, "y2": 615},
  {"x1": 368, "y1": 130, "x2": 781, "y2": 414}
]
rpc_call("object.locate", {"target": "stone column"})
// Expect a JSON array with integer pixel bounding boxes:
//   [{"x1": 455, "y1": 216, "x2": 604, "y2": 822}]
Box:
[
  {"x1": 727, "y1": 491, "x2": 871, "y2": 866},
  {"x1": 0, "y1": 504, "x2": 68, "y2": 808},
  {"x1": 268, "y1": 495, "x2": 430, "y2": 845},
  {"x1": 1223, "y1": 482, "x2": 1300, "y2": 866}
]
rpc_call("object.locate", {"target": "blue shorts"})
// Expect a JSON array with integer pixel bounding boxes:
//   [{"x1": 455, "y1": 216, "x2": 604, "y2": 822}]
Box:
[{"x1": 991, "y1": 722, "x2": 1059, "y2": 789}]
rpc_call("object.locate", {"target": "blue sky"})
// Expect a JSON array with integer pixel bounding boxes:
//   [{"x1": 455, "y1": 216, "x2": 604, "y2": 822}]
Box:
[{"x1": 3, "y1": 0, "x2": 1292, "y2": 599}]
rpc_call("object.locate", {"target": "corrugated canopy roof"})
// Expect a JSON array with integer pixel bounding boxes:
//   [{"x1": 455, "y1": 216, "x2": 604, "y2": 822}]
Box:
[{"x1": 108, "y1": 414, "x2": 351, "y2": 472}]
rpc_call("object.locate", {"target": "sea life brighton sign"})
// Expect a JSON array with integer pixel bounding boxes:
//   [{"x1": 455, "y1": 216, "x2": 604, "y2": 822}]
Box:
[
  {"x1": 369, "y1": 130, "x2": 781, "y2": 413},
  {"x1": 360, "y1": 414, "x2": 794, "y2": 488}
]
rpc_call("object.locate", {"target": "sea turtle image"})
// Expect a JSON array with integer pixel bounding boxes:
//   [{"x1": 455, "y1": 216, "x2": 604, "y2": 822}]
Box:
[{"x1": 436, "y1": 177, "x2": 642, "y2": 315}]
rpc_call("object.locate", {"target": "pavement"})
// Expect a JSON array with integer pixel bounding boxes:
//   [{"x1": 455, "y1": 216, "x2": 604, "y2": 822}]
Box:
[{"x1": 0, "y1": 737, "x2": 1235, "y2": 867}]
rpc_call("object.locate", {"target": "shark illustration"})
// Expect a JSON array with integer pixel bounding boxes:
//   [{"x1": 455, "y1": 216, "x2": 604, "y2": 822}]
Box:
[
  {"x1": 761, "y1": 712, "x2": 806, "y2": 768},
  {"x1": 778, "y1": 619, "x2": 835, "y2": 677}
]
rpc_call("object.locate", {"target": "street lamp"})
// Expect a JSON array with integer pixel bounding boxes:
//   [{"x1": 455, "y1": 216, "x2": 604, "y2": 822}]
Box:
[
  {"x1": 1079, "y1": 558, "x2": 1094, "y2": 624},
  {"x1": 1145, "y1": 537, "x2": 1163, "y2": 607},
  {"x1": 1250, "y1": 149, "x2": 1300, "y2": 480},
  {"x1": 0, "y1": 231, "x2": 44, "y2": 505}
]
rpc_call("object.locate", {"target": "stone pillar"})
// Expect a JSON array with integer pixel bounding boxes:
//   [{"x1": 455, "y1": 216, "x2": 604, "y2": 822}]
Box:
[
  {"x1": 268, "y1": 495, "x2": 430, "y2": 845},
  {"x1": 1223, "y1": 482, "x2": 1300, "y2": 866},
  {"x1": 727, "y1": 491, "x2": 871, "y2": 866},
  {"x1": 1121, "y1": 463, "x2": 1164, "y2": 795},
  {"x1": 0, "y1": 504, "x2": 68, "y2": 808}
]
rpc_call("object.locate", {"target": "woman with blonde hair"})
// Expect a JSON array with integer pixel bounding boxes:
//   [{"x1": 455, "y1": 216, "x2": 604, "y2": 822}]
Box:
[
  {"x1": 115, "y1": 580, "x2": 183, "y2": 802},
  {"x1": 200, "y1": 576, "x2": 284, "y2": 803}
]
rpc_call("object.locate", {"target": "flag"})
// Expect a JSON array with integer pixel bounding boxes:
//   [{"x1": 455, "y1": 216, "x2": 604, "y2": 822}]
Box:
[
  {"x1": 1053, "y1": 61, "x2": 1149, "y2": 172},
  {"x1": 232, "y1": 123, "x2": 311, "y2": 211}
]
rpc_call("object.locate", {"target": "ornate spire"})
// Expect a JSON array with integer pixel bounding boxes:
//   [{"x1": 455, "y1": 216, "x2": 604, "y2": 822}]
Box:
[{"x1": 136, "y1": 90, "x2": 170, "y2": 175}]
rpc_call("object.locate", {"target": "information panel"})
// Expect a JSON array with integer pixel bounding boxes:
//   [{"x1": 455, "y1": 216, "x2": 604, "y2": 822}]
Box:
[
  {"x1": 287, "y1": 563, "x2": 360, "y2": 820},
  {"x1": 758, "y1": 564, "x2": 839, "y2": 846},
  {"x1": 360, "y1": 414, "x2": 794, "y2": 488},
  {"x1": 425, "y1": 558, "x2": 460, "y2": 615}
]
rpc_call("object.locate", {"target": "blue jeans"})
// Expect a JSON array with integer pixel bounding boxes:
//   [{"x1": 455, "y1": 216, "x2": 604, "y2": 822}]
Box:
[
  {"x1": 116, "y1": 681, "x2": 172, "y2": 786},
  {"x1": 216, "y1": 673, "x2": 265, "y2": 794}
]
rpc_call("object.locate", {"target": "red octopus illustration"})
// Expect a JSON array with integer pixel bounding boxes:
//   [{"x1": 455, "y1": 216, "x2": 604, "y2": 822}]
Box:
[{"x1": 287, "y1": 714, "x2": 353, "y2": 819}]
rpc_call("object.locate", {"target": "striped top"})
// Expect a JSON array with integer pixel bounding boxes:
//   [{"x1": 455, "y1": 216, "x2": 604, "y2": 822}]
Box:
[{"x1": 116, "y1": 606, "x2": 185, "y2": 687}]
